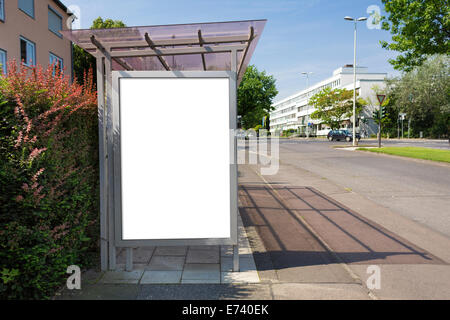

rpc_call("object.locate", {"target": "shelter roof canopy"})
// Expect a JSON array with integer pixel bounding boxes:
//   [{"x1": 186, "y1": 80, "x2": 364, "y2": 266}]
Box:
[{"x1": 61, "y1": 19, "x2": 266, "y2": 82}]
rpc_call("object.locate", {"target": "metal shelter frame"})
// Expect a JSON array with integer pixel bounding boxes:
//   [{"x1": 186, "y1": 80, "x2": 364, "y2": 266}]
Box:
[{"x1": 62, "y1": 20, "x2": 266, "y2": 272}]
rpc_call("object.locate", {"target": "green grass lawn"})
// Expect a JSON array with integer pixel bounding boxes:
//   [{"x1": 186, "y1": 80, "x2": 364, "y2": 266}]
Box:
[
  {"x1": 357, "y1": 147, "x2": 450, "y2": 163},
  {"x1": 333, "y1": 144, "x2": 375, "y2": 149}
]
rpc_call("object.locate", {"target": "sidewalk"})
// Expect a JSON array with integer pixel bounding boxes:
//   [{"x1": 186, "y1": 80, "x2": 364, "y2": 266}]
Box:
[
  {"x1": 58, "y1": 213, "x2": 262, "y2": 299},
  {"x1": 239, "y1": 158, "x2": 450, "y2": 300},
  {"x1": 58, "y1": 161, "x2": 450, "y2": 300},
  {"x1": 96, "y1": 214, "x2": 259, "y2": 285}
]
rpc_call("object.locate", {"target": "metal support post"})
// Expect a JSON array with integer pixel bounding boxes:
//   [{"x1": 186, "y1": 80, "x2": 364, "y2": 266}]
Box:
[
  {"x1": 352, "y1": 20, "x2": 357, "y2": 146},
  {"x1": 231, "y1": 49, "x2": 239, "y2": 272},
  {"x1": 125, "y1": 248, "x2": 133, "y2": 272},
  {"x1": 96, "y1": 55, "x2": 108, "y2": 271},
  {"x1": 233, "y1": 245, "x2": 239, "y2": 272},
  {"x1": 105, "y1": 53, "x2": 117, "y2": 271}
]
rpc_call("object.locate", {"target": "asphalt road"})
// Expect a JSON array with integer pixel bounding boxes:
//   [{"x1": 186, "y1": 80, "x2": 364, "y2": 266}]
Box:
[{"x1": 272, "y1": 139, "x2": 450, "y2": 238}]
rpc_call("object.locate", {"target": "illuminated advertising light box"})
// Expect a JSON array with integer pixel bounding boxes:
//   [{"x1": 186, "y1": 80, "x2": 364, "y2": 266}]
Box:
[{"x1": 112, "y1": 71, "x2": 237, "y2": 246}]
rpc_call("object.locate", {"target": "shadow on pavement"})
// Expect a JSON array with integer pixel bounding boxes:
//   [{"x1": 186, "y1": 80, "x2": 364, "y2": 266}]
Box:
[{"x1": 239, "y1": 185, "x2": 445, "y2": 272}]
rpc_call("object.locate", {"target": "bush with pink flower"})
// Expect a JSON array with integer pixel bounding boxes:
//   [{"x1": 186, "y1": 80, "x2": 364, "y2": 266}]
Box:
[{"x1": 0, "y1": 62, "x2": 99, "y2": 299}]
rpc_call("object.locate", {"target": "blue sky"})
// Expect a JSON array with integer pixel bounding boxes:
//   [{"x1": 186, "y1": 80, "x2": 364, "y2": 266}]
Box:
[{"x1": 66, "y1": 0, "x2": 399, "y2": 101}]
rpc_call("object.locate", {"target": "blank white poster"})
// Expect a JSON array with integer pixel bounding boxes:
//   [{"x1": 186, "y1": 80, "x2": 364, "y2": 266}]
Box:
[{"x1": 119, "y1": 77, "x2": 231, "y2": 240}]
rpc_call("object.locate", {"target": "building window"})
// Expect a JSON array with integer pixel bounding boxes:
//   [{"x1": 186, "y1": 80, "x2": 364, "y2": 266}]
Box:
[
  {"x1": 49, "y1": 52, "x2": 63, "y2": 74},
  {"x1": 48, "y1": 6, "x2": 63, "y2": 38},
  {"x1": 0, "y1": 0, "x2": 5, "y2": 22},
  {"x1": 0, "y1": 49, "x2": 6, "y2": 75},
  {"x1": 19, "y1": 0, "x2": 34, "y2": 18},
  {"x1": 20, "y1": 36, "x2": 36, "y2": 67}
]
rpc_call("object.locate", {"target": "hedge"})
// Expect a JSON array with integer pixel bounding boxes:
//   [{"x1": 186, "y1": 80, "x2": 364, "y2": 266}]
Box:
[{"x1": 0, "y1": 62, "x2": 100, "y2": 299}]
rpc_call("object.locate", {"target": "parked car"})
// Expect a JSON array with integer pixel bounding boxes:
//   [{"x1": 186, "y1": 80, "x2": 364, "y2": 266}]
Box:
[{"x1": 327, "y1": 130, "x2": 361, "y2": 142}]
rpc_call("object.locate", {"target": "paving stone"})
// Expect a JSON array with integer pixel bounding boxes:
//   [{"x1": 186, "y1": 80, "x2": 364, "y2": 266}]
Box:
[
  {"x1": 133, "y1": 247, "x2": 155, "y2": 263},
  {"x1": 221, "y1": 271, "x2": 260, "y2": 284},
  {"x1": 116, "y1": 248, "x2": 153, "y2": 264},
  {"x1": 221, "y1": 257, "x2": 233, "y2": 272},
  {"x1": 147, "y1": 256, "x2": 185, "y2": 271},
  {"x1": 220, "y1": 256, "x2": 257, "y2": 272},
  {"x1": 99, "y1": 270, "x2": 144, "y2": 284},
  {"x1": 186, "y1": 248, "x2": 220, "y2": 264},
  {"x1": 140, "y1": 271, "x2": 182, "y2": 284},
  {"x1": 221, "y1": 246, "x2": 233, "y2": 257},
  {"x1": 182, "y1": 264, "x2": 220, "y2": 281},
  {"x1": 116, "y1": 263, "x2": 148, "y2": 271},
  {"x1": 115, "y1": 248, "x2": 126, "y2": 264},
  {"x1": 189, "y1": 245, "x2": 219, "y2": 251},
  {"x1": 154, "y1": 246, "x2": 187, "y2": 256},
  {"x1": 81, "y1": 270, "x2": 104, "y2": 285},
  {"x1": 220, "y1": 245, "x2": 252, "y2": 256}
]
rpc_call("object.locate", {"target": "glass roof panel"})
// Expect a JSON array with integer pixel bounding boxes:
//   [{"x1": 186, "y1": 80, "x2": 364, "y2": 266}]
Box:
[{"x1": 62, "y1": 20, "x2": 266, "y2": 82}]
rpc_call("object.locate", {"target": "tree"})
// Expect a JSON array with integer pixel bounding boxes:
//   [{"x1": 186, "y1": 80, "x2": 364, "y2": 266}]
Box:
[
  {"x1": 385, "y1": 55, "x2": 450, "y2": 138},
  {"x1": 237, "y1": 65, "x2": 278, "y2": 129},
  {"x1": 73, "y1": 18, "x2": 126, "y2": 84},
  {"x1": 380, "y1": 0, "x2": 450, "y2": 72},
  {"x1": 309, "y1": 87, "x2": 365, "y2": 130},
  {"x1": 91, "y1": 17, "x2": 126, "y2": 29}
]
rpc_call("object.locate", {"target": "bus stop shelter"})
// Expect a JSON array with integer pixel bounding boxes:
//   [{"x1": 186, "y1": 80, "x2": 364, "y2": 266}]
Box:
[{"x1": 62, "y1": 19, "x2": 266, "y2": 272}]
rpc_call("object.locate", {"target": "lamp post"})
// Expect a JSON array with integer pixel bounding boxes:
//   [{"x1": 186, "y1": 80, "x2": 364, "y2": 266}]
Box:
[
  {"x1": 301, "y1": 72, "x2": 313, "y2": 137},
  {"x1": 344, "y1": 16, "x2": 367, "y2": 146},
  {"x1": 301, "y1": 72, "x2": 313, "y2": 88}
]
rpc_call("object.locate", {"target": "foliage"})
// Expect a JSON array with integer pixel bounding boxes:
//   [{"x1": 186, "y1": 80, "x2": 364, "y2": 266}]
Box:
[
  {"x1": 253, "y1": 125, "x2": 262, "y2": 131},
  {"x1": 384, "y1": 55, "x2": 450, "y2": 138},
  {"x1": 238, "y1": 65, "x2": 278, "y2": 129},
  {"x1": 73, "y1": 17, "x2": 127, "y2": 85},
  {"x1": 281, "y1": 129, "x2": 297, "y2": 137},
  {"x1": 309, "y1": 87, "x2": 365, "y2": 130},
  {"x1": 91, "y1": 17, "x2": 126, "y2": 29},
  {"x1": 73, "y1": 45, "x2": 96, "y2": 86},
  {"x1": 380, "y1": 0, "x2": 450, "y2": 71},
  {"x1": 0, "y1": 62, "x2": 99, "y2": 299}
]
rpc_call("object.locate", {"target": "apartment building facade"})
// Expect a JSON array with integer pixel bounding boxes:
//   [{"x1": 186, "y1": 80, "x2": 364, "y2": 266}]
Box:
[
  {"x1": 270, "y1": 65, "x2": 387, "y2": 137},
  {"x1": 0, "y1": 0, "x2": 73, "y2": 76}
]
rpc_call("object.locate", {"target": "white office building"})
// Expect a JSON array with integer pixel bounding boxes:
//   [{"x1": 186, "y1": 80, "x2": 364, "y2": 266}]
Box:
[{"x1": 270, "y1": 65, "x2": 387, "y2": 137}]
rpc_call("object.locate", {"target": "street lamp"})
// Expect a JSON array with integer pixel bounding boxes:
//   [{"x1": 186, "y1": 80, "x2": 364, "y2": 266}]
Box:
[
  {"x1": 301, "y1": 72, "x2": 313, "y2": 88},
  {"x1": 344, "y1": 16, "x2": 367, "y2": 146},
  {"x1": 301, "y1": 72, "x2": 313, "y2": 137}
]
